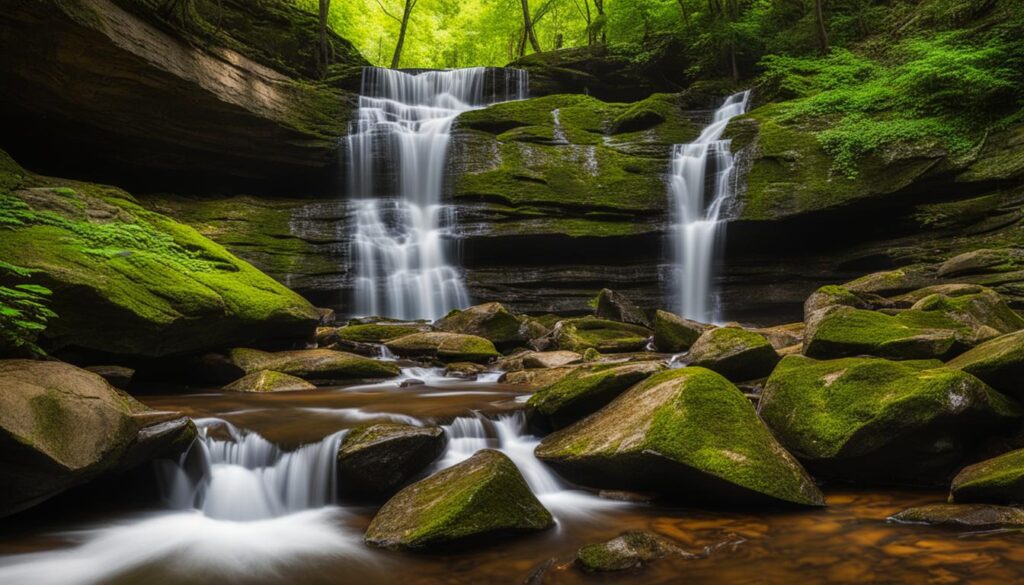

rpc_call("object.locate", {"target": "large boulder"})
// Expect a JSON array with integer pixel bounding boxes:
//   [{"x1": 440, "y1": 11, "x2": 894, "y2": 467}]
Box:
[
  {"x1": 687, "y1": 327, "x2": 780, "y2": 381},
  {"x1": 434, "y1": 302, "x2": 527, "y2": 348},
  {"x1": 225, "y1": 348, "x2": 399, "y2": 382},
  {"x1": 594, "y1": 289, "x2": 651, "y2": 328},
  {"x1": 337, "y1": 423, "x2": 446, "y2": 498},
  {"x1": 0, "y1": 359, "x2": 195, "y2": 517},
  {"x1": 541, "y1": 318, "x2": 651, "y2": 353},
  {"x1": 890, "y1": 504, "x2": 1024, "y2": 529},
  {"x1": 576, "y1": 530, "x2": 698, "y2": 572},
  {"x1": 323, "y1": 322, "x2": 429, "y2": 345},
  {"x1": 0, "y1": 152, "x2": 320, "y2": 358},
  {"x1": 951, "y1": 448, "x2": 1024, "y2": 505},
  {"x1": 522, "y1": 351, "x2": 583, "y2": 369},
  {"x1": 535, "y1": 368, "x2": 824, "y2": 507},
  {"x1": 759, "y1": 355, "x2": 1022, "y2": 484},
  {"x1": 222, "y1": 370, "x2": 316, "y2": 393},
  {"x1": 385, "y1": 332, "x2": 499, "y2": 363},
  {"x1": 652, "y1": 310, "x2": 707, "y2": 352},
  {"x1": 527, "y1": 361, "x2": 665, "y2": 429},
  {"x1": 364, "y1": 449, "x2": 554, "y2": 549},
  {"x1": 947, "y1": 330, "x2": 1024, "y2": 399}
]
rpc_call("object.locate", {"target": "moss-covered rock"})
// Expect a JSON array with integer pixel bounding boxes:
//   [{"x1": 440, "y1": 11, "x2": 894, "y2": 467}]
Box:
[
  {"x1": 222, "y1": 370, "x2": 316, "y2": 393},
  {"x1": 752, "y1": 322, "x2": 806, "y2": 350},
  {"x1": 434, "y1": 302, "x2": 526, "y2": 348},
  {"x1": 385, "y1": 332, "x2": 499, "y2": 363},
  {"x1": 364, "y1": 449, "x2": 553, "y2": 549},
  {"x1": 331, "y1": 322, "x2": 429, "y2": 344},
  {"x1": 759, "y1": 355, "x2": 1022, "y2": 484},
  {"x1": 337, "y1": 423, "x2": 446, "y2": 498},
  {"x1": 951, "y1": 448, "x2": 1024, "y2": 505},
  {"x1": 576, "y1": 530, "x2": 698, "y2": 572},
  {"x1": 804, "y1": 285, "x2": 877, "y2": 320},
  {"x1": 522, "y1": 351, "x2": 583, "y2": 369},
  {"x1": 0, "y1": 359, "x2": 195, "y2": 517},
  {"x1": 687, "y1": 327, "x2": 780, "y2": 381},
  {"x1": 0, "y1": 151, "x2": 320, "y2": 358},
  {"x1": 889, "y1": 504, "x2": 1024, "y2": 529},
  {"x1": 535, "y1": 368, "x2": 824, "y2": 506},
  {"x1": 909, "y1": 288, "x2": 1024, "y2": 345},
  {"x1": 947, "y1": 330, "x2": 1024, "y2": 399},
  {"x1": 653, "y1": 310, "x2": 708, "y2": 353},
  {"x1": 527, "y1": 361, "x2": 665, "y2": 430},
  {"x1": 544, "y1": 317, "x2": 651, "y2": 353},
  {"x1": 226, "y1": 348, "x2": 399, "y2": 381},
  {"x1": 594, "y1": 289, "x2": 651, "y2": 328}
]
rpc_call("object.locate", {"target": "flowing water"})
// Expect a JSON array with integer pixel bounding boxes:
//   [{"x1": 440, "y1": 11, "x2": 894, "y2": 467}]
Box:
[
  {"x1": 346, "y1": 67, "x2": 528, "y2": 320},
  {"x1": 668, "y1": 91, "x2": 751, "y2": 323},
  {"x1": 3, "y1": 373, "x2": 1024, "y2": 584}
]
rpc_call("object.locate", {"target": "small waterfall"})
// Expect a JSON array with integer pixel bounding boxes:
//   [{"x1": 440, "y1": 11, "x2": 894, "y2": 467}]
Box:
[
  {"x1": 668, "y1": 90, "x2": 751, "y2": 322},
  {"x1": 346, "y1": 67, "x2": 528, "y2": 320},
  {"x1": 159, "y1": 419, "x2": 345, "y2": 521}
]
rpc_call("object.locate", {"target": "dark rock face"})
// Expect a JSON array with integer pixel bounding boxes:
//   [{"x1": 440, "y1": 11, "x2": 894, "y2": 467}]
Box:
[
  {"x1": 0, "y1": 360, "x2": 195, "y2": 518},
  {"x1": 337, "y1": 423, "x2": 446, "y2": 498},
  {"x1": 0, "y1": 0, "x2": 365, "y2": 193}
]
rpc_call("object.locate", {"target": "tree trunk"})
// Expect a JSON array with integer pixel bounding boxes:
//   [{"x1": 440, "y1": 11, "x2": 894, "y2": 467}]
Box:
[
  {"x1": 390, "y1": 0, "x2": 416, "y2": 69},
  {"x1": 317, "y1": 0, "x2": 331, "y2": 76},
  {"x1": 520, "y1": 0, "x2": 543, "y2": 54},
  {"x1": 593, "y1": 0, "x2": 605, "y2": 44},
  {"x1": 676, "y1": 0, "x2": 691, "y2": 28},
  {"x1": 814, "y1": 0, "x2": 829, "y2": 54}
]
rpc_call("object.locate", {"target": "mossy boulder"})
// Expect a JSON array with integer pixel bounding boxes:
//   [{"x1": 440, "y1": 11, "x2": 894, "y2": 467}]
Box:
[
  {"x1": 653, "y1": 310, "x2": 707, "y2": 352},
  {"x1": 522, "y1": 351, "x2": 583, "y2": 369},
  {"x1": 687, "y1": 327, "x2": 780, "y2": 381},
  {"x1": 759, "y1": 355, "x2": 1022, "y2": 484},
  {"x1": 545, "y1": 317, "x2": 651, "y2": 353},
  {"x1": 337, "y1": 423, "x2": 446, "y2": 498},
  {"x1": 527, "y1": 361, "x2": 665, "y2": 429},
  {"x1": 752, "y1": 322, "x2": 806, "y2": 350},
  {"x1": 594, "y1": 289, "x2": 651, "y2": 328},
  {"x1": 535, "y1": 368, "x2": 824, "y2": 507},
  {"x1": 0, "y1": 359, "x2": 195, "y2": 517},
  {"x1": 0, "y1": 151, "x2": 320, "y2": 358},
  {"x1": 947, "y1": 330, "x2": 1024, "y2": 399},
  {"x1": 222, "y1": 370, "x2": 315, "y2": 393},
  {"x1": 890, "y1": 504, "x2": 1024, "y2": 529},
  {"x1": 576, "y1": 530, "x2": 698, "y2": 572},
  {"x1": 330, "y1": 322, "x2": 429, "y2": 344},
  {"x1": 385, "y1": 332, "x2": 499, "y2": 363},
  {"x1": 909, "y1": 288, "x2": 1024, "y2": 345},
  {"x1": 435, "y1": 302, "x2": 526, "y2": 348},
  {"x1": 804, "y1": 285, "x2": 879, "y2": 321},
  {"x1": 364, "y1": 449, "x2": 554, "y2": 549},
  {"x1": 951, "y1": 449, "x2": 1024, "y2": 505},
  {"x1": 226, "y1": 348, "x2": 400, "y2": 381}
]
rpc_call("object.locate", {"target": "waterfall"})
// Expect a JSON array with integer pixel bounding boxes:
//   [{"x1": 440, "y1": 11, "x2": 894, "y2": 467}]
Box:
[
  {"x1": 159, "y1": 419, "x2": 346, "y2": 521},
  {"x1": 668, "y1": 90, "x2": 751, "y2": 323},
  {"x1": 346, "y1": 67, "x2": 528, "y2": 320}
]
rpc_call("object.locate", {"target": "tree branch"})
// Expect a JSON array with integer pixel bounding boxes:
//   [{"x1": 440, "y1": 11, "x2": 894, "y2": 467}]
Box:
[{"x1": 375, "y1": 0, "x2": 402, "y2": 23}]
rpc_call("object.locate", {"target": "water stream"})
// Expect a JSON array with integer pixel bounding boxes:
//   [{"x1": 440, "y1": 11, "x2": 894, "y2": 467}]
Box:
[
  {"x1": 346, "y1": 67, "x2": 528, "y2": 320},
  {"x1": 668, "y1": 91, "x2": 751, "y2": 323}
]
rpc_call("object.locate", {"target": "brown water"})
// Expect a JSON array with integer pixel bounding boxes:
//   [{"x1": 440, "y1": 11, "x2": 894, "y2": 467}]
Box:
[{"x1": 2, "y1": 375, "x2": 1023, "y2": 585}]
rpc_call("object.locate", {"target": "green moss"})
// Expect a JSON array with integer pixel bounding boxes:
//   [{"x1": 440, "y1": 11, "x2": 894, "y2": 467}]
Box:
[
  {"x1": 527, "y1": 361, "x2": 664, "y2": 426},
  {"x1": 952, "y1": 448, "x2": 1024, "y2": 504},
  {"x1": 552, "y1": 317, "x2": 651, "y2": 353},
  {"x1": 688, "y1": 327, "x2": 779, "y2": 381},
  {"x1": 653, "y1": 310, "x2": 704, "y2": 352},
  {"x1": 947, "y1": 330, "x2": 1024, "y2": 399},
  {"x1": 805, "y1": 306, "x2": 961, "y2": 359},
  {"x1": 229, "y1": 348, "x2": 399, "y2": 379},
  {"x1": 760, "y1": 355, "x2": 1022, "y2": 461},
  {"x1": 385, "y1": 332, "x2": 500, "y2": 363},
  {"x1": 335, "y1": 323, "x2": 423, "y2": 343}
]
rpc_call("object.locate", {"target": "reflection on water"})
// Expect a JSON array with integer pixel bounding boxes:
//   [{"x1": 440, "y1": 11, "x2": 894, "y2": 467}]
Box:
[{"x1": 3, "y1": 378, "x2": 1024, "y2": 584}]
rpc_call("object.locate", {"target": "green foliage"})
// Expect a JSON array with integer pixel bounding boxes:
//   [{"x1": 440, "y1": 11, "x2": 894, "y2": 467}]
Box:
[{"x1": 0, "y1": 261, "x2": 56, "y2": 357}]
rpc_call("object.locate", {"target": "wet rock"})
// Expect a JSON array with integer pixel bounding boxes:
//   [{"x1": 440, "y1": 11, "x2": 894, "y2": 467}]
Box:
[
  {"x1": 400, "y1": 378, "x2": 426, "y2": 388},
  {"x1": 522, "y1": 351, "x2": 583, "y2": 369},
  {"x1": 939, "y1": 249, "x2": 1024, "y2": 278},
  {"x1": 947, "y1": 330, "x2": 1024, "y2": 399},
  {"x1": 222, "y1": 370, "x2": 316, "y2": 393},
  {"x1": 316, "y1": 308, "x2": 336, "y2": 325},
  {"x1": 226, "y1": 348, "x2": 400, "y2": 381},
  {"x1": 83, "y1": 365, "x2": 134, "y2": 390},
  {"x1": 385, "y1": 332, "x2": 500, "y2": 363},
  {"x1": 804, "y1": 306, "x2": 960, "y2": 360},
  {"x1": 595, "y1": 289, "x2": 651, "y2": 328},
  {"x1": 843, "y1": 269, "x2": 935, "y2": 297},
  {"x1": 542, "y1": 317, "x2": 651, "y2": 353},
  {"x1": 576, "y1": 530, "x2": 699, "y2": 572},
  {"x1": 528, "y1": 361, "x2": 665, "y2": 429},
  {"x1": 687, "y1": 327, "x2": 780, "y2": 382},
  {"x1": 535, "y1": 368, "x2": 824, "y2": 507},
  {"x1": 890, "y1": 504, "x2": 1024, "y2": 529},
  {"x1": 752, "y1": 323, "x2": 806, "y2": 351},
  {"x1": 444, "y1": 362, "x2": 488, "y2": 379},
  {"x1": 653, "y1": 310, "x2": 707, "y2": 352},
  {"x1": 320, "y1": 322, "x2": 431, "y2": 345},
  {"x1": 759, "y1": 355, "x2": 1022, "y2": 485},
  {"x1": 337, "y1": 423, "x2": 446, "y2": 498},
  {"x1": 364, "y1": 449, "x2": 554, "y2": 549},
  {"x1": 501, "y1": 365, "x2": 583, "y2": 387},
  {"x1": 435, "y1": 302, "x2": 527, "y2": 348},
  {"x1": 0, "y1": 360, "x2": 195, "y2": 517},
  {"x1": 804, "y1": 285, "x2": 878, "y2": 320},
  {"x1": 951, "y1": 448, "x2": 1024, "y2": 505}
]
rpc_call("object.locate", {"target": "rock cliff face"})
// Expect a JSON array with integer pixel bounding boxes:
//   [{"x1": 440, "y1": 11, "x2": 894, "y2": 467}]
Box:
[{"x1": 0, "y1": 0, "x2": 366, "y2": 193}]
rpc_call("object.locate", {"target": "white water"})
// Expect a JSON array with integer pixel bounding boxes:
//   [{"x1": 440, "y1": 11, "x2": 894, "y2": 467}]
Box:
[
  {"x1": 347, "y1": 67, "x2": 528, "y2": 320},
  {"x1": 668, "y1": 90, "x2": 751, "y2": 323}
]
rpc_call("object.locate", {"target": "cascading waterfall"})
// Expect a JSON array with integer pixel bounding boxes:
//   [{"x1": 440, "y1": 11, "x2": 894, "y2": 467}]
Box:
[
  {"x1": 346, "y1": 67, "x2": 528, "y2": 320},
  {"x1": 668, "y1": 90, "x2": 751, "y2": 323}
]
